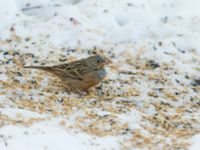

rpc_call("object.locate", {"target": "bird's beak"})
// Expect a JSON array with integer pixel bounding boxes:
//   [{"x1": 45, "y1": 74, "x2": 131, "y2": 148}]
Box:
[
  {"x1": 105, "y1": 58, "x2": 112, "y2": 64},
  {"x1": 100, "y1": 57, "x2": 112, "y2": 68}
]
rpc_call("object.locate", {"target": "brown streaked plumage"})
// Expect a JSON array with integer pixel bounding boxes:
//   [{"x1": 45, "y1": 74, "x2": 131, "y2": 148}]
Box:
[{"x1": 24, "y1": 55, "x2": 111, "y2": 92}]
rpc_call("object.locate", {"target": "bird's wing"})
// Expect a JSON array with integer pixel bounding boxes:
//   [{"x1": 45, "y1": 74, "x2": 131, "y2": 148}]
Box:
[{"x1": 52, "y1": 61, "x2": 88, "y2": 81}]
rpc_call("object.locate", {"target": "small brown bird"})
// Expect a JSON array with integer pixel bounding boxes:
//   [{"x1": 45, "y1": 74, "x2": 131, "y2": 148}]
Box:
[{"x1": 24, "y1": 55, "x2": 111, "y2": 92}]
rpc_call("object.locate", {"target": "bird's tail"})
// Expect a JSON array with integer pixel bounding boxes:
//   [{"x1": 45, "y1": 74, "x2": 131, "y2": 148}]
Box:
[
  {"x1": 24, "y1": 65, "x2": 67, "y2": 79},
  {"x1": 24, "y1": 66, "x2": 52, "y2": 71}
]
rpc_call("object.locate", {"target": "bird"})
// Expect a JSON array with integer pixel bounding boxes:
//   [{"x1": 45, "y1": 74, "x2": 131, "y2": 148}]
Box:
[{"x1": 24, "y1": 55, "x2": 111, "y2": 92}]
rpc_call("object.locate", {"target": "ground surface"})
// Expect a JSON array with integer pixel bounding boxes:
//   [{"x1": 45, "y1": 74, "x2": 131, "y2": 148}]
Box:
[{"x1": 0, "y1": 0, "x2": 200, "y2": 150}]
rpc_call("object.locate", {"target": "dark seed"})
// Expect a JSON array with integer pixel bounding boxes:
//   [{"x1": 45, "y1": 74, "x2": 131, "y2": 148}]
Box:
[
  {"x1": 191, "y1": 79, "x2": 200, "y2": 86},
  {"x1": 6, "y1": 39, "x2": 12, "y2": 43},
  {"x1": 25, "y1": 37, "x2": 30, "y2": 41},
  {"x1": 96, "y1": 86, "x2": 102, "y2": 90},
  {"x1": 127, "y1": 3, "x2": 133, "y2": 6},
  {"x1": 13, "y1": 52, "x2": 20, "y2": 56},
  {"x1": 158, "y1": 41, "x2": 162, "y2": 46},
  {"x1": 146, "y1": 60, "x2": 160, "y2": 69},
  {"x1": 185, "y1": 75, "x2": 190, "y2": 79},
  {"x1": 16, "y1": 72, "x2": 22, "y2": 76},
  {"x1": 178, "y1": 49, "x2": 186, "y2": 53},
  {"x1": 175, "y1": 92, "x2": 179, "y2": 95},
  {"x1": 175, "y1": 79, "x2": 180, "y2": 83},
  {"x1": 3, "y1": 52, "x2": 9, "y2": 55},
  {"x1": 31, "y1": 80, "x2": 37, "y2": 84}
]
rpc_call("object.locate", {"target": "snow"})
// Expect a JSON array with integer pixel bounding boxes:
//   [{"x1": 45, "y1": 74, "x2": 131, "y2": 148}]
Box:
[
  {"x1": 0, "y1": 0, "x2": 200, "y2": 149},
  {"x1": 0, "y1": 125, "x2": 118, "y2": 150},
  {"x1": 190, "y1": 135, "x2": 200, "y2": 150}
]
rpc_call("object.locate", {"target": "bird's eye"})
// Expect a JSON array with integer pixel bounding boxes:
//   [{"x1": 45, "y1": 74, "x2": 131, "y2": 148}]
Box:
[{"x1": 97, "y1": 60, "x2": 100, "y2": 63}]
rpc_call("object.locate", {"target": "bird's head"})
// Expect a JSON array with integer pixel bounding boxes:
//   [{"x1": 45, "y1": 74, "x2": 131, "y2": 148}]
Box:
[{"x1": 86, "y1": 55, "x2": 111, "y2": 69}]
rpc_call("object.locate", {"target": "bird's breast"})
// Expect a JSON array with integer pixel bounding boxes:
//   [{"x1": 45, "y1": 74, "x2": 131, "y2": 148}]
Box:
[
  {"x1": 94, "y1": 69, "x2": 106, "y2": 80},
  {"x1": 83, "y1": 69, "x2": 106, "y2": 82}
]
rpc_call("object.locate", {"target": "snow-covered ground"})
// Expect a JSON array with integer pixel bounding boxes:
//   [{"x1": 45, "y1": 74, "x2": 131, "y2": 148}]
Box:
[{"x1": 0, "y1": 0, "x2": 200, "y2": 149}]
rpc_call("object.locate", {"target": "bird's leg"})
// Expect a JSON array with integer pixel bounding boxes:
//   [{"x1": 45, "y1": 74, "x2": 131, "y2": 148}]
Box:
[
  {"x1": 83, "y1": 88, "x2": 91, "y2": 95},
  {"x1": 72, "y1": 89, "x2": 87, "y2": 96}
]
